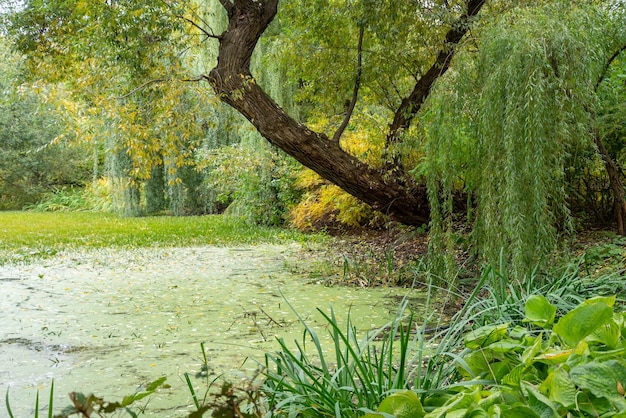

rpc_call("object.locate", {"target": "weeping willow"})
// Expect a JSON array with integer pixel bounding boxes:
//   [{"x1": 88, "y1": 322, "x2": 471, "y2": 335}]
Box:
[{"x1": 426, "y1": 3, "x2": 623, "y2": 279}]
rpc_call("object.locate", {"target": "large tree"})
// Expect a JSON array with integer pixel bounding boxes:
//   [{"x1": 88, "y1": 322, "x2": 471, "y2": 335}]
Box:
[
  {"x1": 203, "y1": 0, "x2": 486, "y2": 226},
  {"x1": 5, "y1": 0, "x2": 625, "y2": 244}
]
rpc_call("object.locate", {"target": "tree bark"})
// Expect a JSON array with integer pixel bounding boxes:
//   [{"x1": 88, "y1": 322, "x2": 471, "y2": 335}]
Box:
[
  {"x1": 592, "y1": 46, "x2": 626, "y2": 235},
  {"x1": 206, "y1": 0, "x2": 482, "y2": 226},
  {"x1": 593, "y1": 126, "x2": 626, "y2": 235}
]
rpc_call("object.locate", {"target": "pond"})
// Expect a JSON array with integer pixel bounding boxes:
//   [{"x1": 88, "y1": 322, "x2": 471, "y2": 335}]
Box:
[{"x1": 0, "y1": 245, "x2": 421, "y2": 416}]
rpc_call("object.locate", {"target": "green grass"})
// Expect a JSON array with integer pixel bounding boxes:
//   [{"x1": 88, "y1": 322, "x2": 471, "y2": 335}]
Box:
[{"x1": 0, "y1": 211, "x2": 323, "y2": 264}]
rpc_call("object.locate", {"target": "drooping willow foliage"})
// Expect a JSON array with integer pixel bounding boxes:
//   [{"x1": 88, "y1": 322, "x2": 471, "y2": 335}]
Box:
[{"x1": 425, "y1": 3, "x2": 626, "y2": 279}]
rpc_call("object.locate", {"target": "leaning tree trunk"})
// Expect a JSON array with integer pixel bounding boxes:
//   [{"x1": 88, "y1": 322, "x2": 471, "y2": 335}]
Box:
[{"x1": 205, "y1": 0, "x2": 484, "y2": 226}]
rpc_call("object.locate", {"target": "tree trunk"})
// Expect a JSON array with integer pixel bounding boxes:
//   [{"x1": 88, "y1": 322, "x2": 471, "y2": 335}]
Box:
[
  {"x1": 206, "y1": 0, "x2": 430, "y2": 226},
  {"x1": 593, "y1": 45, "x2": 626, "y2": 235},
  {"x1": 593, "y1": 126, "x2": 626, "y2": 235},
  {"x1": 206, "y1": 0, "x2": 483, "y2": 226}
]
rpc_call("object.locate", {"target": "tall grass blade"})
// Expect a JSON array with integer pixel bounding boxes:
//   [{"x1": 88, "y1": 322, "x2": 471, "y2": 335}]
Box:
[
  {"x1": 48, "y1": 380, "x2": 54, "y2": 418},
  {"x1": 5, "y1": 388, "x2": 14, "y2": 418},
  {"x1": 184, "y1": 372, "x2": 200, "y2": 411}
]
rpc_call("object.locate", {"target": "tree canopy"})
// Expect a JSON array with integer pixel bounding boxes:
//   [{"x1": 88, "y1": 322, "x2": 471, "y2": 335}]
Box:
[{"x1": 1, "y1": 0, "x2": 626, "y2": 275}]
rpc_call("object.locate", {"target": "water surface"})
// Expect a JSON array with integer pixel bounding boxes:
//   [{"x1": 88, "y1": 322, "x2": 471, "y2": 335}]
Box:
[{"x1": 0, "y1": 245, "x2": 416, "y2": 416}]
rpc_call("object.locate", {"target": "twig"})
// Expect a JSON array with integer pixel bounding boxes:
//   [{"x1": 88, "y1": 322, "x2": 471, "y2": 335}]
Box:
[
  {"x1": 114, "y1": 78, "x2": 168, "y2": 99},
  {"x1": 177, "y1": 14, "x2": 223, "y2": 40},
  {"x1": 258, "y1": 306, "x2": 283, "y2": 327},
  {"x1": 332, "y1": 25, "x2": 365, "y2": 144},
  {"x1": 239, "y1": 305, "x2": 268, "y2": 341}
]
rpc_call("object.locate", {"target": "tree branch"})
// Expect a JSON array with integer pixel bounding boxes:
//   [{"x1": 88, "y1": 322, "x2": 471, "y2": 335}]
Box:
[
  {"x1": 207, "y1": 0, "x2": 431, "y2": 226},
  {"x1": 114, "y1": 78, "x2": 169, "y2": 99},
  {"x1": 385, "y1": 0, "x2": 486, "y2": 147},
  {"x1": 595, "y1": 43, "x2": 626, "y2": 91},
  {"x1": 332, "y1": 25, "x2": 364, "y2": 144},
  {"x1": 177, "y1": 14, "x2": 223, "y2": 40}
]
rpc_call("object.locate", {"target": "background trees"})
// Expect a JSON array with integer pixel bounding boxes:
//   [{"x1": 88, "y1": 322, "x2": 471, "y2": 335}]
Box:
[
  {"x1": 1, "y1": 0, "x2": 625, "y2": 275},
  {"x1": 0, "y1": 37, "x2": 90, "y2": 209}
]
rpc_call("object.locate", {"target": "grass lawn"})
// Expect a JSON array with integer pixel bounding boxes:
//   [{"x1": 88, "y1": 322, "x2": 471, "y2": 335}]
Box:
[{"x1": 0, "y1": 211, "x2": 322, "y2": 264}]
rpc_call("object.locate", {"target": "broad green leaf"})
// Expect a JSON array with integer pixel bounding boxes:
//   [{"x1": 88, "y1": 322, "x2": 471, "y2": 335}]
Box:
[
  {"x1": 490, "y1": 361, "x2": 517, "y2": 383},
  {"x1": 534, "y1": 349, "x2": 572, "y2": 365},
  {"x1": 502, "y1": 363, "x2": 527, "y2": 387},
  {"x1": 425, "y1": 388, "x2": 481, "y2": 418},
  {"x1": 121, "y1": 376, "x2": 167, "y2": 406},
  {"x1": 423, "y1": 393, "x2": 455, "y2": 409},
  {"x1": 581, "y1": 295, "x2": 616, "y2": 308},
  {"x1": 588, "y1": 320, "x2": 621, "y2": 349},
  {"x1": 488, "y1": 404, "x2": 541, "y2": 418},
  {"x1": 575, "y1": 392, "x2": 615, "y2": 417},
  {"x1": 509, "y1": 325, "x2": 529, "y2": 340},
  {"x1": 521, "y1": 334, "x2": 543, "y2": 364},
  {"x1": 363, "y1": 390, "x2": 426, "y2": 418},
  {"x1": 484, "y1": 340, "x2": 522, "y2": 354},
  {"x1": 539, "y1": 368, "x2": 577, "y2": 409},
  {"x1": 460, "y1": 351, "x2": 491, "y2": 379},
  {"x1": 466, "y1": 408, "x2": 488, "y2": 418},
  {"x1": 553, "y1": 300, "x2": 614, "y2": 348},
  {"x1": 145, "y1": 376, "x2": 167, "y2": 392},
  {"x1": 522, "y1": 382, "x2": 560, "y2": 418},
  {"x1": 570, "y1": 360, "x2": 626, "y2": 404},
  {"x1": 477, "y1": 391, "x2": 504, "y2": 410},
  {"x1": 525, "y1": 295, "x2": 556, "y2": 328},
  {"x1": 464, "y1": 324, "x2": 509, "y2": 349}
]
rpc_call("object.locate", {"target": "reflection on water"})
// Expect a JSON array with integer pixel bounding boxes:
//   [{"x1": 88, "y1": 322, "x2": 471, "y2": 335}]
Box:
[{"x1": 0, "y1": 245, "x2": 420, "y2": 416}]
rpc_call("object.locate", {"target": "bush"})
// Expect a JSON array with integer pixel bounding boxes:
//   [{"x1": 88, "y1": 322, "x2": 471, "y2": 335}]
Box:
[{"x1": 25, "y1": 179, "x2": 112, "y2": 212}]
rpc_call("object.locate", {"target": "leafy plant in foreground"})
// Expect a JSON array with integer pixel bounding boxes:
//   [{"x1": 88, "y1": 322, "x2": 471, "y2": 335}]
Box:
[
  {"x1": 5, "y1": 377, "x2": 167, "y2": 418},
  {"x1": 366, "y1": 295, "x2": 626, "y2": 417}
]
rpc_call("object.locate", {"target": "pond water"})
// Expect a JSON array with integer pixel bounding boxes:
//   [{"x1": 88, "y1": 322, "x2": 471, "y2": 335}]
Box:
[{"x1": 0, "y1": 245, "x2": 420, "y2": 417}]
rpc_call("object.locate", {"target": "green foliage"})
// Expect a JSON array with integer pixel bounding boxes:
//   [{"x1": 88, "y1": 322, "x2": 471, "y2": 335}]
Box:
[
  {"x1": 258, "y1": 251, "x2": 626, "y2": 417},
  {"x1": 198, "y1": 139, "x2": 302, "y2": 226},
  {"x1": 6, "y1": 377, "x2": 168, "y2": 418},
  {"x1": 598, "y1": 54, "x2": 626, "y2": 165},
  {"x1": 524, "y1": 295, "x2": 556, "y2": 329},
  {"x1": 3, "y1": 0, "x2": 221, "y2": 217},
  {"x1": 583, "y1": 236, "x2": 626, "y2": 270},
  {"x1": 0, "y1": 38, "x2": 91, "y2": 209},
  {"x1": 362, "y1": 390, "x2": 426, "y2": 418},
  {"x1": 277, "y1": 0, "x2": 465, "y2": 117},
  {"x1": 262, "y1": 299, "x2": 421, "y2": 417},
  {"x1": 25, "y1": 180, "x2": 112, "y2": 212},
  {"x1": 367, "y1": 296, "x2": 626, "y2": 417},
  {"x1": 261, "y1": 272, "x2": 503, "y2": 418},
  {"x1": 425, "y1": 2, "x2": 626, "y2": 279}
]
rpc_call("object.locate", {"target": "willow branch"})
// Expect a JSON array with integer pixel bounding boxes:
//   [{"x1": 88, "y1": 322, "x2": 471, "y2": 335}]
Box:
[
  {"x1": 332, "y1": 26, "x2": 364, "y2": 144},
  {"x1": 595, "y1": 43, "x2": 626, "y2": 91},
  {"x1": 114, "y1": 78, "x2": 169, "y2": 99}
]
